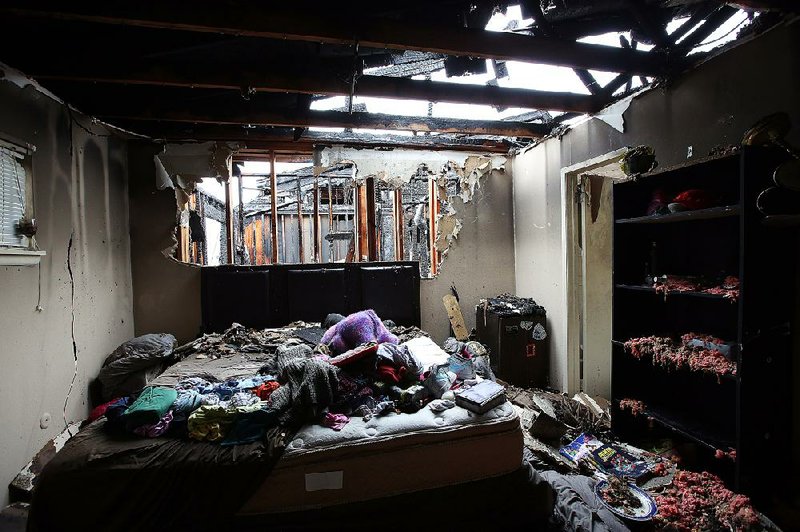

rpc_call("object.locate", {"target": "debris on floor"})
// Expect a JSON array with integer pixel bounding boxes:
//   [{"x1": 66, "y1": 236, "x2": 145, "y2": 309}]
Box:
[{"x1": 506, "y1": 384, "x2": 778, "y2": 531}]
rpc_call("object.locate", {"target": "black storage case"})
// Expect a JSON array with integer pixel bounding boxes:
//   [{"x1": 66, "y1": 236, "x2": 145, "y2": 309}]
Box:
[{"x1": 475, "y1": 306, "x2": 549, "y2": 388}]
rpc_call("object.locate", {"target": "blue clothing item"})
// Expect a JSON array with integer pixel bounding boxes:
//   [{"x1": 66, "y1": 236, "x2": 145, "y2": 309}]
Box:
[
  {"x1": 175, "y1": 377, "x2": 212, "y2": 390},
  {"x1": 235, "y1": 375, "x2": 275, "y2": 390},
  {"x1": 104, "y1": 396, "x2": 133, "y2": 431},
  {"x1": 172, "y1": 389, "x2": 203, "y2": 414}
]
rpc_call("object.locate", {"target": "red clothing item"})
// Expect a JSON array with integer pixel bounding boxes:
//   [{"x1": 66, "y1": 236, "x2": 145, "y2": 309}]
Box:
[
  {"x1": 254, "y1": 381, "x2": 280, "y2": 400},
  {"x1": 87, "y1": 398, "x2": 120, "y2": 423},
  {"x1": 376, "y1": 362, "x2": 407, "y2": 384}
]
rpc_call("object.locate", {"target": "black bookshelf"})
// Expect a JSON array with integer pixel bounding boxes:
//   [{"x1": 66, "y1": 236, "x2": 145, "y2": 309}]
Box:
[{"x1": 611, "y1": 147, "x2": 795, "y2": 506}]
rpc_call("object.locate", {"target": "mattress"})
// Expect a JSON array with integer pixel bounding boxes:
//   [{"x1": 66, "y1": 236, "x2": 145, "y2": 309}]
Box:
[{"x1": 238, "y1": 400, "x2": 522, "y2": 514}]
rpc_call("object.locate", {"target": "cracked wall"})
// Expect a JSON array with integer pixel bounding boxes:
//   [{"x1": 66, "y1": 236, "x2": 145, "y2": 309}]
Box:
[{"x1": 0, "y1": 75, "x2": 134, "y2": 506}]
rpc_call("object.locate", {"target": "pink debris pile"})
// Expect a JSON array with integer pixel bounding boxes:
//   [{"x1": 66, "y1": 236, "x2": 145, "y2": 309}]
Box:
[
  {"x1": 714, "y1": 448, "x2": 737, "y2": 462},
  {"x1": 653, "y1": 470, "x2": 759, "y2": 531},
  {"x1": 619, "y1": 398, "x2": 647, "y2": 416},
  {"x1": 652, "y1": 275, "x2": 740, "y2": 302},
  {"x1": 623, "y1": 333, "x2": 736, "y2": 379}
]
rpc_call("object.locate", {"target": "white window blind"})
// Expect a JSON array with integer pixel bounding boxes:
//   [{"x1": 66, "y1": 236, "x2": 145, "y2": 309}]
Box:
[{"x1": 0, "y1": 145, "x2": 27, "y2": 247}]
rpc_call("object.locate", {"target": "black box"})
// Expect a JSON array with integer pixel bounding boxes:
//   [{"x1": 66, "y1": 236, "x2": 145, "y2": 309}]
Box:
[{"x1": 475, "y1": 308, "x2": 549, "y2": 388}]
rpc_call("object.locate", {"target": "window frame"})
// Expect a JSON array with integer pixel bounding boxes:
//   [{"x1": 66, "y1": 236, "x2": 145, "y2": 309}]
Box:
[{"x1": 0, "y1": 135, "x2": 44, "y2": 266}]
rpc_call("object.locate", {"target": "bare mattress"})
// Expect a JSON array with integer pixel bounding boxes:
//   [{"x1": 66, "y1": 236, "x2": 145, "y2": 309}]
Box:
[
  {"x1": 29, "y1": 332, "x2": 524, "y2": 530},
  {"x1": 241, "y1": 401, "x2": 522, "y2": 513}
]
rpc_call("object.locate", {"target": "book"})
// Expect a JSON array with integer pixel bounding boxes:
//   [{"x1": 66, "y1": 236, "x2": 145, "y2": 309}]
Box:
[
  {"x1": 454, "y1": 380, "x2": 506, "y2": 414},
  {"x1": 560, "y1": 433, "x2": 650, "y2": 478}
]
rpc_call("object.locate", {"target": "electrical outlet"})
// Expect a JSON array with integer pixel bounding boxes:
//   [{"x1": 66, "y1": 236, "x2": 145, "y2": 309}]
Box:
[
  {"x1": 687, "y1": 145, "x2": 693, "y2": 158},
  {"x1": 40, "y1": 412, "x2": 51, "y2": 429}
]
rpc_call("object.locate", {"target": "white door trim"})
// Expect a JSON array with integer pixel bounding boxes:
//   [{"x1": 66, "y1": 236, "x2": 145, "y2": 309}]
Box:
[{"x1": 561, "y1": 148, "x2": 628, "y2": 395}]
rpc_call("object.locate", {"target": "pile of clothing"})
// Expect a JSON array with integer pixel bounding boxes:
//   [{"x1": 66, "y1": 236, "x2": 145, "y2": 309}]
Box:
[{"x1": 91, "y1": 309, "x2": 498, "y2": 446}]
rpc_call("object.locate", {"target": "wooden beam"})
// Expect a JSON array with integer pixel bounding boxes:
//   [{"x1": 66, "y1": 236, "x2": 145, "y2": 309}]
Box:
[
  {"x1": 32, "y1": 67, "x2": 602, "y2": 114},
  {"x1": 224, "y1": 178, "x2": 234, "y2": 264},
  {"x1": 674, "y1": 5, "x2": 739, "y2": 52},
  {"x1": 428, "y1": 176, "x2": 439, "y2": 277},
  {"x1": 236, "y1": 174, "x2": 244, "y2": 264},
  {"x1": 357, "y1": 183, "x2": 369, "y2": 262},
  {"x1": 121, "y1": 122, "x2": 516, "y2": 153},
  {"x1": 365, "y1": 176, "x2": 377, "y2": 262},
  {"x1": 270, "y1": 151, "x2": 278, "y2": 263},
  {"x1": 296, "y1": 177, "x2": 304, "y2": 263},
  {"x1": 313, "y1": 178, "x2": 320, "y2": 263},
  {"x1": 98, "y1": 108, "x2": 551, "y2": 137},
  {"x1": 2, "y1": 2, "x2": 666, "y2": 75},
  {"x1": 394, "y1": 188, "x2": 404, "y2": 261}
]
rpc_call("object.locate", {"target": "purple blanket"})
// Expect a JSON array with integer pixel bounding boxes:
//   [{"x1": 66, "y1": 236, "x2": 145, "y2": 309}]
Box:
[{"x1": 321, "y1": 309, "x2": 398, "y2": 354}]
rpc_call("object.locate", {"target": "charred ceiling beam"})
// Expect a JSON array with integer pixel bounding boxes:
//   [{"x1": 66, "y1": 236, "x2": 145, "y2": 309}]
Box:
[
  {"x1": 92, "y1": 106, "x2": 551, "y2": 138},
  {"x1": 674, "y1": 5, "x2": 740, "y2": 52},
  {"x1": 120, "y1": 123, "x2": 514, "y2": 153},
  {"x1": 30, "y1": 64, "x2": 602, "y2": 114},
  {"x1": 1, "y1": 1, "x2": 668, "y2": 75}
]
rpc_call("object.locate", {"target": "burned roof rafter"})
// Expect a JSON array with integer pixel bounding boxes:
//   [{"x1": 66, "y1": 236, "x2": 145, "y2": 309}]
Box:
[
  {"x1": 0, "y1": 1, "x2": 670, "y2": 76},
  {"x1": 27, "y1": 63, "x2": 603, "y2": 114}
]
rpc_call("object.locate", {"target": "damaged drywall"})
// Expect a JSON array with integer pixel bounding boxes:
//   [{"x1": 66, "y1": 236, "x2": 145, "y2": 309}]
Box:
[
  {"x1": 0, "y1": 75, "x2": 134, "y2": 507},
  {"x1": 152, "y1": 141, "x2": 238, "y2": 258},
  {"x1": 316, "y1": 146, "x2": 506, "y2": 275},
  {"x1": 155, "y1": 141, "x2": 237, "y2": 207},
  {"x1": 316, "y1": 146, "x2": 515, "y2": 340}
]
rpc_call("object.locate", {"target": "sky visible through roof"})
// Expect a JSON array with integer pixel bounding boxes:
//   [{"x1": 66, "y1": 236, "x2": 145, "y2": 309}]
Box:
[
  {"x1": 199, "y1": 4, "x2": 754, "y2": 202},
  {"x1": 308, "y1": 4, "x2": 753, "y2": 134}
]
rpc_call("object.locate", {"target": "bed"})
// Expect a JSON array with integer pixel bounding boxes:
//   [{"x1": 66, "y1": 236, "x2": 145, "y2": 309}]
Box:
[{"x1": 28, "y1": 264, "x2": 552, "y2": 531}]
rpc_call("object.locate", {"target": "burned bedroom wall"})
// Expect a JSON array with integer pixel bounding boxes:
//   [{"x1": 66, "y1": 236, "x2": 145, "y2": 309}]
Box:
[
  {"x1": 317, "y1": 146, "x2": 516, "y2": 342},
  {"x1": 0, "y1": 69, "x2": 134, "y2": 506},
  {"x1": 127, "y1": 145, "x2": 515, "y2": 346},
  {"x1": 511, "y1": 19, "x2": 800, "y2": 465},
  {"x1": 128, "y1": 143, "x2": 198, "y2": 340}
]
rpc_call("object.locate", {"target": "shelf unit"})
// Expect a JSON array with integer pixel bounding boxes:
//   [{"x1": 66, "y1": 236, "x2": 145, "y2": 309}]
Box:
[{"x1": 611, "y1": 147, "x2": 795, "y2": 505}]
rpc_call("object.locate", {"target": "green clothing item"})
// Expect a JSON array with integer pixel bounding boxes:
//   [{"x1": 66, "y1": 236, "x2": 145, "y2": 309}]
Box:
[
  {"x1": 122, "y1": 386, "x2": 178, "y2": 430},
  {"x1": 188, "y1": 403, "x2": 265, "y2": 442}
]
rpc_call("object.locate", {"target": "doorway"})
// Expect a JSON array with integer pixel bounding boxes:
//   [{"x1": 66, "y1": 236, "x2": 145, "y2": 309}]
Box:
[{"x1": 562, "y1": 148, "x2": 628, "y2": 397}]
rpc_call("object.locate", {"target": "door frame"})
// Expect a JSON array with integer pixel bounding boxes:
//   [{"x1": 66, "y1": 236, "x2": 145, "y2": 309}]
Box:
[{"x1": 561, "y1": 148, "x2": 628, "y2": 395}]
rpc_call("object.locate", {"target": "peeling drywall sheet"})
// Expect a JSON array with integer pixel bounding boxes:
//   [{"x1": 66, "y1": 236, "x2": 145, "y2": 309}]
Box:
[{"x1": 157, "y1": 142, "x2": 236, "y2": 208}]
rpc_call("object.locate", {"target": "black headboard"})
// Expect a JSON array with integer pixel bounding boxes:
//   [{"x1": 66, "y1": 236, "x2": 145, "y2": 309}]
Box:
[{"x1": 201, "y1": 261, "x2": 421, "y2": 333}]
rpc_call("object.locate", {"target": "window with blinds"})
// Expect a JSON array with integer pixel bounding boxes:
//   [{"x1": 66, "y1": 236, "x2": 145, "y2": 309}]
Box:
[{"x1": 0, "y1": 145, "x2": 28, "y2": 248}]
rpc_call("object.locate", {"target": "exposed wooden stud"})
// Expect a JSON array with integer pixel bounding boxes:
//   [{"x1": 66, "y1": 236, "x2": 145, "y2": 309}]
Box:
[
  {"x1": 224, "y1": 178, "x2": 234, "y2": 264},
  {"x1": 365, "y1": 176, "x2": 377, "y2": 261},
  {"x1": 394, "y1": 188, "x2": 404, "y2": 261},
  {"x1": 269, "y1": 150, "x2": 278, "y2": 263},
  {"x1": 313, "y1": 177, "x2": 320, "y2": 263},
  {"x1": 281, "y1": 215, "x2": 287, "y2": 263},
  {"x1": 428, "y1": 176, "x2": 439, "y2": 277},
  {"x1": 2, "y1": 3, "x2": 666, "y2": 75},
  {"x1": 327, "y1": 177, "x2": 334, "y2": 261},
  {"x1": 357, "y1": 183, "x2": 369, "y2": 262},
  {"x1": 237, "y1": 173, "x2": 244, "y2": 264},
  {"x1": 296, "y1": 177, "x2": 304, "y2": 263},
  {"x1": 261, "y1": 213, "x2": 268, "y2": 264}
]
